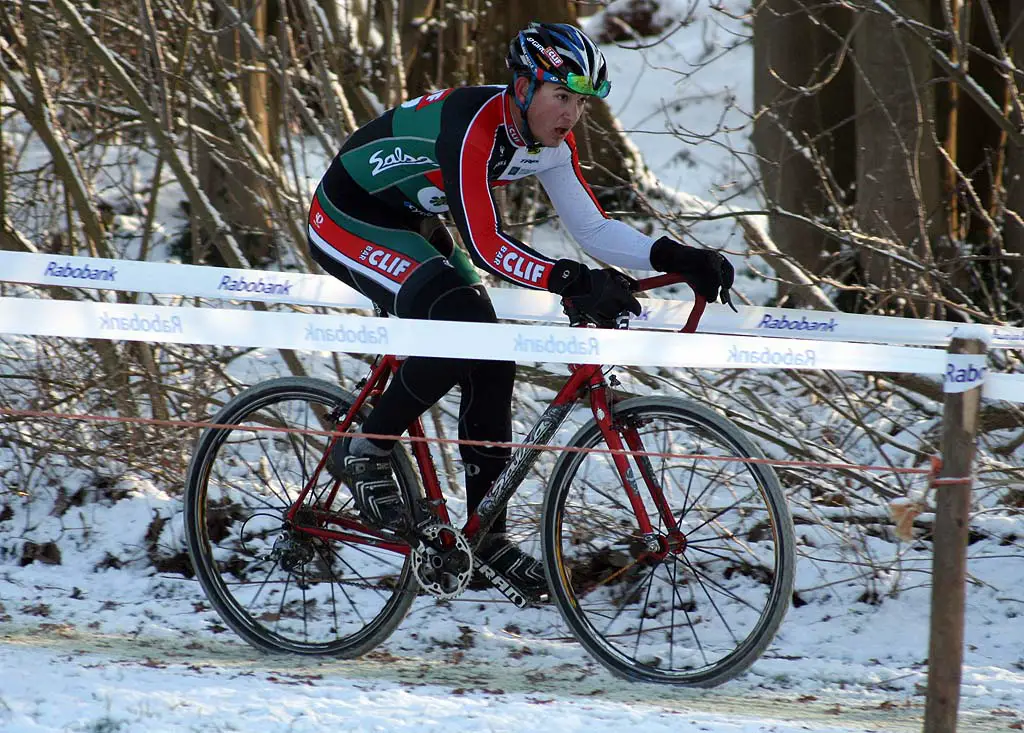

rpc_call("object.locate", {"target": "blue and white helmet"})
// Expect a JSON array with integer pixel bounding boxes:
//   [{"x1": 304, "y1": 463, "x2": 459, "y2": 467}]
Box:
[{"x1": 506, "y1": 22, "x2": 611, "y2": 99}]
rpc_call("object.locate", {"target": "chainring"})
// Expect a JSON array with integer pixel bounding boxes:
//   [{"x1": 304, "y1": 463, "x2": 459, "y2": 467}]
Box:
[{"x1": 409, "y1": 523, "x2": 473, "y2": 599}]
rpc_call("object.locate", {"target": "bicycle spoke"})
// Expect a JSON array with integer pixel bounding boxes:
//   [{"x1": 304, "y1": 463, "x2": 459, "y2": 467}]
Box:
[
  {"x1": 686, "y1": 538, "x2": 775, "y2": 576},
  {"x1": 185, "y1": 379, "x2": 419, "y2": 655},
  {"x1": 259, "y1": 557, "x2": 287, "y2": 617},
  {"x1": 253, "y1": 417, "x2": 299, "y2": 508},
  {"x1": 632, "y1": 560, "x2": 658, "y2": 660},
  {"x1": 544, "y1": 398, "x2": 794, "y2": 685},
  {"x1": 668, "y1": 561, "x2": 708, "y2": 667},
  {"x1": 668, "y1": 559, "x2": 677, "y2": 669},
  {"x1": 678, "y1": 552, "x2": 760, "y2": 620},
  {"x1": 683, "y1": 487, "x2": 763, "y2": 540},
  {"x1": 596, "y1": 565, "x2": 658, "y2": 636},
  {"x1": 305, "y1": 540, "x2": 347, "y2": 635},
  {"x1": 316, "y1": 540, "x2": 387, "y2": 615},
  {"x1": 679, "y1": 459, "x2": 736, "y2": 523},
  {"x1": 211, "y1": 475, "x2": 287, "y2": 515},
  {"x1": 685, "y1": 542, "x2": 762, "y2": 569}
]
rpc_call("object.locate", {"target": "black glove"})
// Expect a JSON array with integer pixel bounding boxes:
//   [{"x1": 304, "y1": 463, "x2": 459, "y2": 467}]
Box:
[
  {"x1": 547, "y1": 259, "x2": 641, "y2": 325},
  {"x1": 546, "y1": 259, "x2": 591, "y2": 296},
  {"x1": 649, "y1": 237, "x2": 735, "y2": 308}
]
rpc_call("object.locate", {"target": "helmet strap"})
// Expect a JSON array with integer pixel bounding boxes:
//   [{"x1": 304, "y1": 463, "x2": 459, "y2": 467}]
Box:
[{"x1": 511, "y1": 75, "x2": 540, "y2": 147}]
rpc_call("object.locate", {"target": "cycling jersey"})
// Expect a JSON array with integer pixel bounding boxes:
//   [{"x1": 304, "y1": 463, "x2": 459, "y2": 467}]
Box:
[{"x1": 308, "y1": 85, "x2": 655, "y2": 293}]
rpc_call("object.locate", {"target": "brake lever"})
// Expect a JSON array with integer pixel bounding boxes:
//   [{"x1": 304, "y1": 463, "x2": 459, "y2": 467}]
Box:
[{"x1": 721, "y1": 289, "x2": 738, "y2": 313}]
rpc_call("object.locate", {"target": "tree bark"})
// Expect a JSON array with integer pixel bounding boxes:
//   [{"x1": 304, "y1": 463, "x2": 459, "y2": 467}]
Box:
[
  {"x1": 936, "y1": 0, "x2": 1010, "y2": 307},
  {"x1": 853, "y1": 0, "x2": 943, "y2": 315},
  {"x1": 194, "y1": 0, "x2": 276, "y2": 266},
  {"x1": 245, "y1": 0, "x2": 274, "y2": 157},
  {"x1": 1004, "y1": 0, "x2": 1024, "y2": 308},
  {"x1": 752, "y1": 1, "x2": 856, "y2": 305}
]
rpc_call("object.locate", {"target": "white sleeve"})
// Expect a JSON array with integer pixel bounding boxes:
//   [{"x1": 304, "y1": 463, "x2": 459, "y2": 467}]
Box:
[{"x1": 535, "y1": 145, "x2": 657, "y2": 271}]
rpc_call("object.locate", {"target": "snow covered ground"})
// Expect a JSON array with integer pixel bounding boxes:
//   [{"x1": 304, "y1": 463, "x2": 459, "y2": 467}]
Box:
[
  {"x1": 1, "y1": 527, "x2": 1022, "y2": 732},
  {"x1": 2, "y1": 2, "x2": 1022, "y2": 732}
]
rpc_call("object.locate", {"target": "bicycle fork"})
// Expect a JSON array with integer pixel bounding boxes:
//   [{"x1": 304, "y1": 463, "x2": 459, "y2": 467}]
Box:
[{"x1": 592, "y1": 388, "x2": 685, "y2": 559}]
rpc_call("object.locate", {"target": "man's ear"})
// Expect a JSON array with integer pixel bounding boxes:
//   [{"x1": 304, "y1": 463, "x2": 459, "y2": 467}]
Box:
[{"x1": 513, "y1": 75, "x2": 529, "y2": 104}]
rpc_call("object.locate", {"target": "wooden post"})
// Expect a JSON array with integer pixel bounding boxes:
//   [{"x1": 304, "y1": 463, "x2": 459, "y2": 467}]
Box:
[{"x1": 923, "y1": 334, "x2": 987, "y2": 733}]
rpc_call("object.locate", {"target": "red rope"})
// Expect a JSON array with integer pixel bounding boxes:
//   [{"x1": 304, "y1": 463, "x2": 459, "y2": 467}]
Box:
[
  {"x1": 0, "y1": 406, "x2": 936, "y2": 476},
  {"x1": 924, "y1": 455, "x2": 973, "y2": 488}
]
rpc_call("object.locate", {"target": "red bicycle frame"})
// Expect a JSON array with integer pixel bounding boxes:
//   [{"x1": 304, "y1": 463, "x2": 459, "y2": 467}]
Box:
[{"x1": 287, "y1": 273, "x2": 706, "y2": 556}]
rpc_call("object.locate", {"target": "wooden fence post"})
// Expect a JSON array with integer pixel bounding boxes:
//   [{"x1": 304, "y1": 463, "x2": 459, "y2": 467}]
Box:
[{"x1": 923, "y1": 333, "x2": 988, "y2": 733}]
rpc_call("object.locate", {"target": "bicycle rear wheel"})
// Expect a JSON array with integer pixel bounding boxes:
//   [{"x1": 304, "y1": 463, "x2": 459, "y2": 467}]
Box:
[
  {"x1": 184, "y1": 376, "x2": 421, "y2": 656},
  {"x1": 541, "y1": 396, "x2": 794, "y2": 686}
]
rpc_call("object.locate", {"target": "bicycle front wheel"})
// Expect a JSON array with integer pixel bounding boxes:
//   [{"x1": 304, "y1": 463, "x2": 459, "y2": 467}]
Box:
[
  {"x1": 541, "y1": 396, "x2": 795, "y2": 686},
  {"x1": 183, "y1": 376, "x2": 421, "y2": 656}
]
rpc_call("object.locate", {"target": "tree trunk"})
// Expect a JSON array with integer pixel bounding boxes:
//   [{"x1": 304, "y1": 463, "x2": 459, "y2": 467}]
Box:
[
  {"x1": 400, "y1": 0, "x2": 433, "y2": 81},
  {"x1": 752, "y1": 1, "x2": 856, "y2": 306},
  {"x1": 195, "y1": 0, "x2": 276, "y2": 266},
  {"x1": 245, "y1": 0, "x2": 274, "y2": 157},
  {"x1": 853, "y1": 0, "x2": 943, "y2": 315},
  {"x1": 573, "y1": 99, "x2": 650, "y2": 205},
  {"x1": 1004, "y1": 0, "x2": 1024, "y2": 311},
  {"x1": 935, "y1": 0, "x2": 1010, "y2": 313}
]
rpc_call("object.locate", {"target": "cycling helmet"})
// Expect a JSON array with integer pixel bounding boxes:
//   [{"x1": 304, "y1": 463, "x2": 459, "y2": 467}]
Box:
[{"x1": 506, "y1": 22, "x2": 611, "y2": 100}]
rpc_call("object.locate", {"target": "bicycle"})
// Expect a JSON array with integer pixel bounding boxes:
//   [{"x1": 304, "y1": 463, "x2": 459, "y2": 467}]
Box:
[{"x1": 183, "y1": 273, "x2": 796, "y2": 687}]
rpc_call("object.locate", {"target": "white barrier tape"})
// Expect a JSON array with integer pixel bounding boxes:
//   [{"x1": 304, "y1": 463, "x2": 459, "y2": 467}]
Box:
[
  {"x1": 4, "y1": 251, "x2": 1024, "y2": 349},
  {"x1": 4, "y1": 297, "x2": 1024, "y2": 402},
  {"x1": 985, "y1": 373, "x2": 1024, "y2": 403},
  {"x1": 0, "y1": 296, "x2": 950, "y2": 374}
]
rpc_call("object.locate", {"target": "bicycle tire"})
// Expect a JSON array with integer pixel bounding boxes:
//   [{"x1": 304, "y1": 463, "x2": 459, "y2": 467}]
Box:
[
  {"x1": 183, "y1": 376, "x2": 421, "y2": 656},
  {"x1": 541, "y1": 396, "x2": 795, "y2": 686}
]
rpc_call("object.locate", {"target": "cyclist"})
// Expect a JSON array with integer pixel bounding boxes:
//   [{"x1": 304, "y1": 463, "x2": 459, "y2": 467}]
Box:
[{"x1": 307, "y1": 21, "x2": 734, "y2": 603}]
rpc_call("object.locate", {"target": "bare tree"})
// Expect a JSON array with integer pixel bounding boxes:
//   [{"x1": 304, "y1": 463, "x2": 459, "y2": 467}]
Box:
[
  {"x1": 853, "y1": 0, "x2": 943, "y2": 316},
  {"x1": 750, "y1": 1, "x2": 1024, "y2": 324},
  {"x1": 999, "y1": 0, "x2": 1024, "y2": 308},
  {"x1": 752, "y1": 0, "x2": 856, "y2": 306}
]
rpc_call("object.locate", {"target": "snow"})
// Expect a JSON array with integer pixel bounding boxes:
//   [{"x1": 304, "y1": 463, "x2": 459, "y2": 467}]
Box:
[{"x1": 2, "y1": 2, "x2": 1022, "y2": 732}]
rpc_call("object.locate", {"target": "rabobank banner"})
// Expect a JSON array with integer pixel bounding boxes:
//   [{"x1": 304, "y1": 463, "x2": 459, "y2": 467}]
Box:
[
  {"x1": 944, "y1": 353, "x2": 988, "y2": 394},
  {"x1": 0, "y1": 296, "x2": 956, "y2": 375},
  {"x1": 4, "y1": 251, "x2": 1024, "y2": 350}
]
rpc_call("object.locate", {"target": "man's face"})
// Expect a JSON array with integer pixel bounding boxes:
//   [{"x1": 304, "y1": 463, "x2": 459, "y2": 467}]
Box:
[{"x1": 516, "y1": 78, "x2": 588, "y2": 147}]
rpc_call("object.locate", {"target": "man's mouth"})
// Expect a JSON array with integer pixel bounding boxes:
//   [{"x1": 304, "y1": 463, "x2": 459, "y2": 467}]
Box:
[{"x1": 555, "y1": 127, "x2": 569, "y2": 137}]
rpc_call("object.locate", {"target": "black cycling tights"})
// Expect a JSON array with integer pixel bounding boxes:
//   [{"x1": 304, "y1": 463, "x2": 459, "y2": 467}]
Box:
[{"x1": 359, "y1": 268, "x2": 516, "y2": 533}]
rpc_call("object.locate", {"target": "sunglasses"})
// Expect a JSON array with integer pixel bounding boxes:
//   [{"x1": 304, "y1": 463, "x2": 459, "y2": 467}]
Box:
[{"x1": 534, "y1": 69, "x2": 611, "y2": 99}]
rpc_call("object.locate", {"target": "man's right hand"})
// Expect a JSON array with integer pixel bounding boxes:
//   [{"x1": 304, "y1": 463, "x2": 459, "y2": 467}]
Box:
[
  {"x1": 649, "y1": 237, "x2": 736, "y2": 309},
  {"x1": 547, "y1": 259, "x2": 641, "y2": 325}
]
